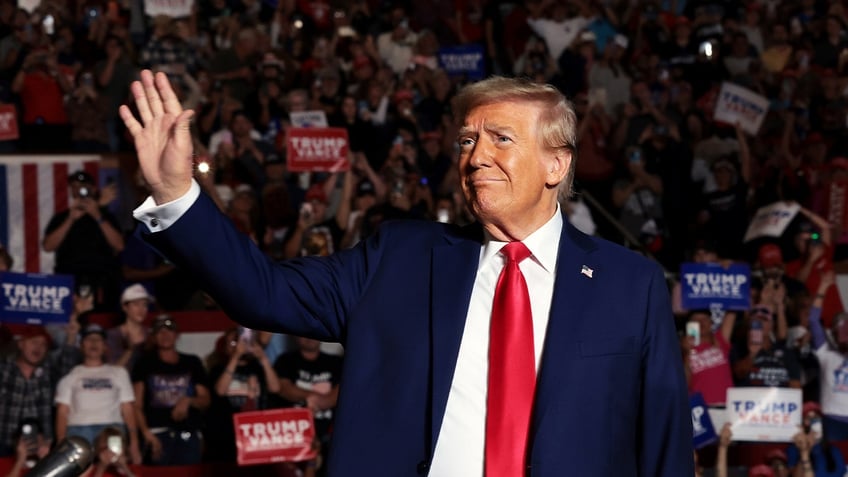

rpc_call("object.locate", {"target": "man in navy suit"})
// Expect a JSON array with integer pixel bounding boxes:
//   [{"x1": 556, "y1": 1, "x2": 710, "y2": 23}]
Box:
[{"x1": 120, "y1": 70, "x2": 693, "y2": 476}]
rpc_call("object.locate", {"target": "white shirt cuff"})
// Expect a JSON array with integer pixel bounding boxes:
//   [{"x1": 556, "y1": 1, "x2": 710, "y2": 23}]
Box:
[{"x1": 132, "y1": 180, "x2": 201, "y2": 232}]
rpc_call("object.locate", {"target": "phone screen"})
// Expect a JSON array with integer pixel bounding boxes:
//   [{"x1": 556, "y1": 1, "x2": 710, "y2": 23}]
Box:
[
  {"x1": 686, "y1": 321, "x2": 700, "y2": 347},
  {"x1": 107, "y1": 435, "x2": 122, "y2": 455}
]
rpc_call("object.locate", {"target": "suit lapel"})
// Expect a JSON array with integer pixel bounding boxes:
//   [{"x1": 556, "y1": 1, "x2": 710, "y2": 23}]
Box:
[
  {"x1": 532, "y1": 220, "x2": 598, "y2": 429},
  {"x1": 429, "y1": 224, "x2": 482, "y2": 456}
]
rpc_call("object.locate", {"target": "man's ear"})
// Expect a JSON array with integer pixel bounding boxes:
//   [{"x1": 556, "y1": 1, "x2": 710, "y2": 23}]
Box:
[{"x1": 545, "y1": 148, "x2": 571, "y2": 187}]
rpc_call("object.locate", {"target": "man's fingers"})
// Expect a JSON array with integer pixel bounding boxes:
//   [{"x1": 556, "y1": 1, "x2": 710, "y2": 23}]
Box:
[
  {"x1": 141, "y1": 69, "x2": 164, "y2": 117},
  {"x1": 118, "y1": 105, "x2": 143, "y2": 137},
  {"x1": 155, "y1": 71, "x2": 183, "y2": 116},
  {"x1": 176, "y1": 109, "x2": 195, "y2": 129},
  {"x1": 129, "y1": 80, "x2": 153, "y2": 124}
]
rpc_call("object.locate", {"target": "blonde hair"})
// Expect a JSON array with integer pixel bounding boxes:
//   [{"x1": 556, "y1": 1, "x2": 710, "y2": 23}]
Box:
[{"x1": 451, "y1": 76, "x2": 578, "y2": 197}]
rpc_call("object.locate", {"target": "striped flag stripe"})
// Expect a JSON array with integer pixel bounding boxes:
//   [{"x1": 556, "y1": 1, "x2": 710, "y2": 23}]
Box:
[{"x1": 0, "y1": 156, "x2": 101, "y2": 273}]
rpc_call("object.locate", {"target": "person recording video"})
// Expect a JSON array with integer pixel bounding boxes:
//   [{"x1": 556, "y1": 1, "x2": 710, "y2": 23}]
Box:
[{"x1": 42, "y1": 170, "x2": 124, "y2": 310}]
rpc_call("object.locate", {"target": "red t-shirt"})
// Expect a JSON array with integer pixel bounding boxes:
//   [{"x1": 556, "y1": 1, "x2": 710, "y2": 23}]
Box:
[
  {"x1": 19, "y1": 71, "x2": 68, "y2": 125},
  {"x1": 689, "y1": 333, "x2": 734, "y2": 406},
  {"x1": 786, "y1": 247, "x2": 844, "y2": 327}
]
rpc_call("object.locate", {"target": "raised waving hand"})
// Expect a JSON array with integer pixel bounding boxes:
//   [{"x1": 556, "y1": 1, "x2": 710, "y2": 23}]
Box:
[{"x1": 119, "y1": 70, "x2": 195, "y2": 204}]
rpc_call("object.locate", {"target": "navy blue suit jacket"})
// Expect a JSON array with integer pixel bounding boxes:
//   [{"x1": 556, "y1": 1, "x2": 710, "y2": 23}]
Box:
[{"x1": 142, "y1": 192, "x2": 693, "y2": 476}]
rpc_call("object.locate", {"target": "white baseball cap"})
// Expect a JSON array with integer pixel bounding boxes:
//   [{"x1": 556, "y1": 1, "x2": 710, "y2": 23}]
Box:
[{"x1": 121, "y1": 283, "x2": 154, "y2": 304}]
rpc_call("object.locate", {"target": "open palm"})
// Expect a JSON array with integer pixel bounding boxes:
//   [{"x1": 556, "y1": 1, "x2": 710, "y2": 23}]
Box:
[{"x1": 119, "y1": 70, "x2": 195, "y2": 204}]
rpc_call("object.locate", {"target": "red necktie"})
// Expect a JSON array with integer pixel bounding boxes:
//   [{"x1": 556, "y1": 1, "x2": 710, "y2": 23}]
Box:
[{"x1": 486, "y1": 242, "x2": 536, "y2": 477}]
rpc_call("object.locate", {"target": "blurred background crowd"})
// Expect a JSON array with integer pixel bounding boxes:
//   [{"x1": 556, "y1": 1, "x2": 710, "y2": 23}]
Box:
[{"x1": 3, "y1": 0, "x2": 848, "y2": 475}]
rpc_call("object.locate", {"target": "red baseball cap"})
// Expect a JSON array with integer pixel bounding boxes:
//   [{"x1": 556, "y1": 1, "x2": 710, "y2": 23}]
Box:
[
  {"x1": 748, "y1": 464, "x2": 774, "y2": 477},
  {"x1": 352, "y1": 55, "x2": 372, "y2": 71},
  {"x1": 16, "y1": 325, "x2": 52, "y2": 345},
  {"x1": 758, "y1": 244, "x2": 783, "y2": 268},
  {"x1": 766, "y1": 448, "x2": 788, "y2": 464},
  {"x1": 803, "y1": 401, "x2": 822, "y2": 416},
  {"x1": 305, "y1": 184, "x2": 328, "y2": 204}
]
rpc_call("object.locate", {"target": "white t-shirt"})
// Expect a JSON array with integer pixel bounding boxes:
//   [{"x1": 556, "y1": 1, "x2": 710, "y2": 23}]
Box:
[
  {"x1": 815, "y1": 345, "x2": 848, "y2": 418},
  {"x1": 55, "y1": 364, "x2": 135, "y2": 426}
]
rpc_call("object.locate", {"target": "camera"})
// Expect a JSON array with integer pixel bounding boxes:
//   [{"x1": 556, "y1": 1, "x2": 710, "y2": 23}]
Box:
[
  {"x1": 300, "y1": 202, "x2": 313, "y2": 221},
  {"x1": 78, "y1": 186, "x2": 90, "y2": 198}
]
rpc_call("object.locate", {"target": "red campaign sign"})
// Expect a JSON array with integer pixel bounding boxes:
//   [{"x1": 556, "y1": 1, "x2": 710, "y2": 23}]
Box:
[
  {"x1": 233, "y1": 408, "x2": 318, "y2": 466},
  {"x1": 286, "y1": 127, "x2": 350, "y2": 172},
  {"x1": 0, "y1": 104, "x2": 19, "y2": 141}
]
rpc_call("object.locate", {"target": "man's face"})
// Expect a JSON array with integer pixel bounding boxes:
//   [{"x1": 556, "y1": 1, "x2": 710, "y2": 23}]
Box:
[
  {"x1": 690, "y1": 312, "x2": 712, "y2": 337},
  {"x1": 154, "y1": 327, "x2": 177, "y2": 350},
  {"x1": 122, "y1": 298, "x2": 149, "y2": 322},
  {"x1": 309, "y1": 200, "x2": 327, "y2": 221},
  {"x1": 457, "y1": 101, "x2": 566, "y2": 239},
  {"x1": 17, "y1": 336, "x2": 48, "y2": 366},
  {"x1": 81, "y1": 334, "x2": 105, "y2": 361},
  {"x1": 230, "y1": 115, "x2": 253, "y2": 137},
  {"x1": 297, "y1": 337, "x2": 321, "y2": 353}
]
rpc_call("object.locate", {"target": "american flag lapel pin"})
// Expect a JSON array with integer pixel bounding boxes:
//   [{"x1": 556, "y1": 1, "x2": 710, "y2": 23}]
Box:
[{"x1": 581, "y1": 265, "x2": 593, "y2": 278}]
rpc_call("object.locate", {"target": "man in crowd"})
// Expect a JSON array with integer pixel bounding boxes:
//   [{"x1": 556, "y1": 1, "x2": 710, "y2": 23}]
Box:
[
  {"x1": 42, "y1": 170, "x2": 124, "y2": 310},
  {"x1": 131, "y1": 315, "x2": 209, "y2": 465},
  {"x1": 0, "y1": 324, "x2": 79, "y2": 456},
  {"x1": 273, "y1": 336, "x2": 342, "y2": 474},
  {"x1": 54, "y1": 324, "x2": 142, "y2": 463},
  {"x1": 121, "y1": 70, "x2": 691, "y2": 475}
]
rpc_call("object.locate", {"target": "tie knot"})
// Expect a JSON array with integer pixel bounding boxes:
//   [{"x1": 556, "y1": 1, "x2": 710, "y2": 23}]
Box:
[{"x1": 500, "y1": 242, "x2": 531, "y2": 264}]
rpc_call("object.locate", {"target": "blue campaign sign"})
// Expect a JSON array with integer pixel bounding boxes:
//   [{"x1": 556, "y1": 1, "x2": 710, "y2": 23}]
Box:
[
  {"x1": 438, "y1": 44, "x2": 486, "y2": 80},
  {"x1": 0, "y1": 272, "x2": 75, "y2": 324},
  {"x1": 680, "y1": 262, "x2": 751, "y2": 311},
  {"x1": 691, "y1": 393, "x2": 718, "y2": 449}
]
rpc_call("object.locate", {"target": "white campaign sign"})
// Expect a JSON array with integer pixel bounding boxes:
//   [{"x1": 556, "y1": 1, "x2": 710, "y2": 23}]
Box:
[
  {"x1": 144, "y1": 0, "x2": 193, "y2": 18},
  {"x1": 726, "y1": 387, "x2": 802, "y2": 442},
  {"x1": 743, "y1": 201, "x2": 801, "y2": 242},
  {"x1": 714, "y1": 82, "x2": 770, "y2": 135},
  {"x1": 289, "y1": 110, "x2": 328, "y2": 128}
]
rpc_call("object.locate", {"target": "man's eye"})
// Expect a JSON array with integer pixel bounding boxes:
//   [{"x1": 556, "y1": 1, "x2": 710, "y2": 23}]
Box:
[
  {"x1": 459, "y1": 138, "x2": 475, "y2": 147},
  {"x1": 497, "y1": 136, "x2": 511, "y2": 143}
]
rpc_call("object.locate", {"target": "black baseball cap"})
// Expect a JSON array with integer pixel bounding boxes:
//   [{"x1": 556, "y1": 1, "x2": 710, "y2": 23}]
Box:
[
  {"x1": 68, "y1": 170, "x2": 95, "y2": 184},
  {"x1": 80, "y1": 324, "x2": 106, "y2": 339},
  {"x1": 152, "y1": 314, "x2": 177, "y2": 332}
]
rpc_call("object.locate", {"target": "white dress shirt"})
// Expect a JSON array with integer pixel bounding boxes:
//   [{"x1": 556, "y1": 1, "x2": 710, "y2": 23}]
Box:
[
  {"x1": 428, "y1": 207, "x2": 561, "y2": 477},
  {"x1": 133, "y1": 185, "x2": 562, "y2": 476}
]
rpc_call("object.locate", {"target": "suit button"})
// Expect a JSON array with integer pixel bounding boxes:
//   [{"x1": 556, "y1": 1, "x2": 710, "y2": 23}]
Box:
[
  {"x1": 150, "y1": 218, "x2": 160, "y2": 228},
  {"x1": 416, "y1": 461, "x2": 429, "y2": 474}
]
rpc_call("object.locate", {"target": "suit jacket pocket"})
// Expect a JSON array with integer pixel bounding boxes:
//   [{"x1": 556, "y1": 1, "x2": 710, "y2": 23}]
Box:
[{"x1": 578, "y1": 336, "x2": 637, "y2": 358}]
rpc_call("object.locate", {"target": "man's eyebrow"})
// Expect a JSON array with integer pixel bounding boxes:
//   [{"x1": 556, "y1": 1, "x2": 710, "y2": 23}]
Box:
[
  {"x1": 483, "y1": 124, "x2": 518, "y2": 137},
  {"x1": 457, "y1": 124, "x2": 519, "y2": 139},
  {"x1": 457, "y1": 126, "x2": 476, "y2": 137}
]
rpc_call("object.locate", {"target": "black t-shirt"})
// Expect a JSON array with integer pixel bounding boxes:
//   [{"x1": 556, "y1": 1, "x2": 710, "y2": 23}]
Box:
[
  {"x1": 205, "y1": 358, "x2": 271, "y2": 461},
  {"x1": 209, "y1": 359, "x2": 269, "y2": 413},
  {"x1": 731, "y1": 342, "x2": 801, "y2": 387},
  {"x1": 271, "y1": 352, "x2": 342, "y2": 424},
  {"x1": 699, "y1": 180, "x2": 749, "y2": 259},
  {"x1": 43, "y1": 207, "x2": 122, "y2": 275},
  {"x1": 131, "y1": 352, "x2": 209, "y2": 430}
]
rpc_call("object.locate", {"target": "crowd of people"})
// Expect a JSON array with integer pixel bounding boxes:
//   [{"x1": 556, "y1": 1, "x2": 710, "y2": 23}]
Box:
[
  {"x1": 0, "y1": 281, "x2": 342, "y2": 476},
  {"x1": 2, "y1": 0, "x2": 848, "y2": 474}
]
